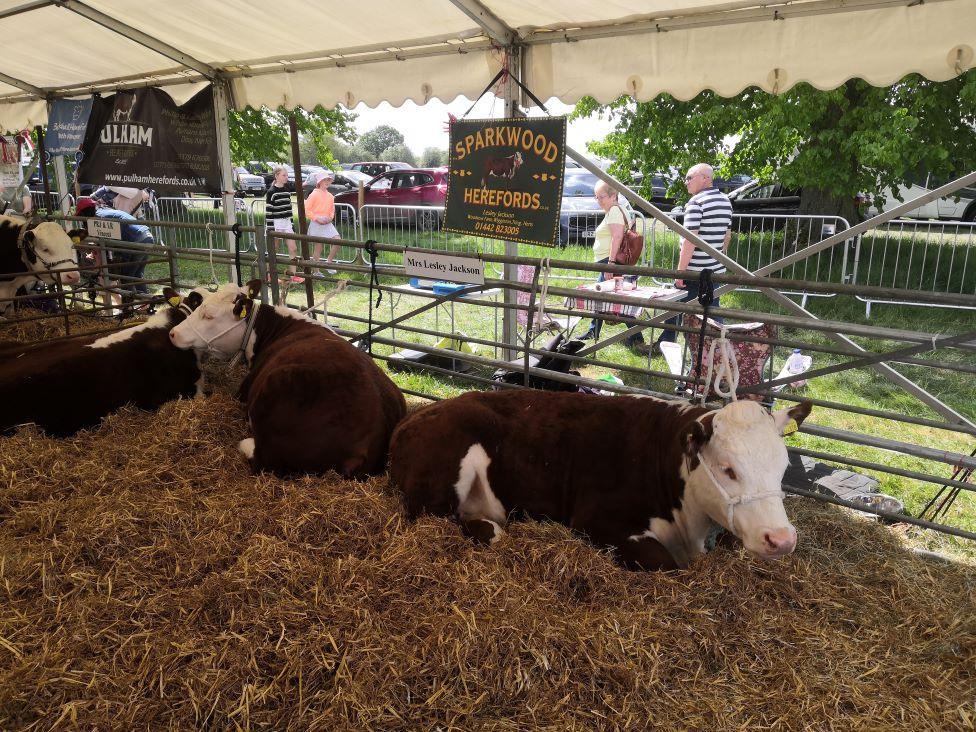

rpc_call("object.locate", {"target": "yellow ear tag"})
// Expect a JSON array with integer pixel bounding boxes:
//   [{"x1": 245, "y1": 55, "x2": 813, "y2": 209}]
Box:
[
  {"x1": 783, "y1": 418, "x2": 799, "y2": 436},
  {"x1": 239, "y1": 306, "x2": 247, "y2": 320},
  {"x1": 167, "y1": 296, "x2": 181, "y2": 306},
  {"x1": 71, "y1": 236, "x2": 82, "y2": 244}
]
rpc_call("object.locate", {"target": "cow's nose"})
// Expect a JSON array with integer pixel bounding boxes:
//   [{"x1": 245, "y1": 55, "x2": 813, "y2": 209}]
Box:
[
  {"x1": 762, "y1": 527, "x2": 797, "y2": 556},
  {"x1": 62, "y1": 271, "x2": 81, "y2": 285}
]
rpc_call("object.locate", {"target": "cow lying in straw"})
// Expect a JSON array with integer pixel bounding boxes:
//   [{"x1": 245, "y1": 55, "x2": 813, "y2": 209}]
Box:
[
  {"x1": 0, "y1": 287, "x2": 205, "y2": 436},
  {"x1": 389, "y1": 391, "x2": 812, "y2": 570},
  {"x1": 0, "y1": 214, "x2": 81, "y2": 315},
  {"x1": 169, "y1": 281, "x2": 406, "y2": 477}
]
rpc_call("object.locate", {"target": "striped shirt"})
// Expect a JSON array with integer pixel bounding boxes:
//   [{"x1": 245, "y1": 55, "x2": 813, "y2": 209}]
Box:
[
  {"x1": 683, "y1": 186, "x2": 732, "y2": 273},
  {"x1": 265, "y1": 185, "x2": 293, "y2": 223}
]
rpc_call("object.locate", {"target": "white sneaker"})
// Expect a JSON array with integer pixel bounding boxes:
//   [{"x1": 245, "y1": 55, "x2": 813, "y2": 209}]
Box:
[{"x1": 326, "y1": 268, "x2": 337, "y2": 274}]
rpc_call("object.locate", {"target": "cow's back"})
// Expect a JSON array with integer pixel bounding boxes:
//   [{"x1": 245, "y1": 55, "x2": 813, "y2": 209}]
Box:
[
  {"x1": 243, "y1": 323, "x2": 405, "y2": 476},
  {"x1": 0, "y1": 326, "x2": 199, "y2": 436},
  {"x1": 390, "y1": 390, "x2": 700, "y2": 528}
]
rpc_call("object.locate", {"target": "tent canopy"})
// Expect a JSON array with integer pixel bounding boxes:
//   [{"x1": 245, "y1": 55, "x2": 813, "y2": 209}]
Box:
[{"x1": 1, "y1": 0, "x2": 973, "y2": 128}]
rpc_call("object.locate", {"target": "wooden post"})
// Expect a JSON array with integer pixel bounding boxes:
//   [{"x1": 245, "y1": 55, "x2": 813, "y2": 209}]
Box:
[{"x1": 288, "y1": 113, "x2": 313, "y2": 309}]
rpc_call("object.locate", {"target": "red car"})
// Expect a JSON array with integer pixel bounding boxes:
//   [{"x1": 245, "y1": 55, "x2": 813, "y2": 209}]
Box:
[{"x1": 334, "y1": 168, "x2": 447, "y2": 229}]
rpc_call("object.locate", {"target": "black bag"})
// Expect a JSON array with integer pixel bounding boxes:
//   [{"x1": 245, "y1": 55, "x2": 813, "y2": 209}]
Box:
[{"x1": 492, "y1": 333, "x2": 585, "y2": 392}]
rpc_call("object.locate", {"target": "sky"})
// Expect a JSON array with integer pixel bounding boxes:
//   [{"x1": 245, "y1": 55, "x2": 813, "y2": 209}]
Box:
[{"x1": 347, "y1": 95, "x2": 617, "y2": 158}]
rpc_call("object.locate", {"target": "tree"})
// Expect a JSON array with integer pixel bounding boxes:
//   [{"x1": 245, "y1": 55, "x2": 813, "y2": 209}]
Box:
[
  {"x1": 380, "y1": 143, "x2": 417, "y2": 166},
  {"x1": 228, "y1": 105, "x2": 356, "y2": 167},
  {"x1": 574, "y1": 72, "x2": 976, "y2": 221},
  {"x1": 420, "y1": 147, "x2": 447, "y2": 167},
  {"x1": 359, "y1": 125, "x2": 405, "y2": 159}
]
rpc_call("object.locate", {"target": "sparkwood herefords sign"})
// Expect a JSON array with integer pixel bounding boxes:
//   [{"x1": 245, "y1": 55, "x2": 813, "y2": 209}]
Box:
[
  {"x1": 76, "y1": 86, "x2": 220, "y2": 194},
  {"x1": 444, "y1": 117, "x2": 566, "y2": 247}
]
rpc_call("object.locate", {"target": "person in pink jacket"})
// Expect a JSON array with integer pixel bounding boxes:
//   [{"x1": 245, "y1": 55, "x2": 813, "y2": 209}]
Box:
[{"x1": 304, "y1": 170, "x2": 341, "y2": 274}]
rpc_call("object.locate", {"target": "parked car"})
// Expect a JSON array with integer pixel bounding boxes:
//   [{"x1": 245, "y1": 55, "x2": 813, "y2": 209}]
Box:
[
  {"x1": 557, "y1": 172, "x2": 635, "y2": 247},
  {"x1": 869, "y1": 171, "x2": 976, "y2": 221},
  {"x1": 234, "y1": 166, "x2": 267, "y2": 196},
  {"x1": 245, "y1": 161, "x2": 276, "y2": 187},
  {"x1": 713, "y1": 174, "x2": 754, "y2": 194},
  {"x1": 334, "y1": 168, "x2": 447, "y2": 228},
  {"x1": 348, "y1": 161, "x2": 412, "y2": 177},
  {"x1": 631, "y1": 171, "x2": 678, "y2": 211},
  {"x1": 301, "y1": 169, "x2": 372, "y2": 198}
]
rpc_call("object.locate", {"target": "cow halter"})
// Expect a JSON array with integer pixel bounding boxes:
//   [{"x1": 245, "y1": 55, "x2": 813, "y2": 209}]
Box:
[
  {"x1": 19, "y1": 231, "x2": 75, "y2": 280},
  {"x1": 693, "y1": 456, "x2": 785, "y2": 531},
  {"x1": 183, "y1": 307, "x2": 256, "y2": 362}
]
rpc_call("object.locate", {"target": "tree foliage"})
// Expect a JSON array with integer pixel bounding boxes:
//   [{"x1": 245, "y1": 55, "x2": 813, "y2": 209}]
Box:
[
  {"x1": 420, "y1": 147, "x2": 447, "y2": 167},
  {"x1": 359, "y1": 125, "x2": 405, "y2": 159},
  {"x1": 379, "y1": 143, "x2": 417, "y2": 166},
  {"x1": 228, "y1": 105, "x2": 356, "y2": 168},
  {"x1": 574, "y1": 72, "x2": 976, "y2": 219}
]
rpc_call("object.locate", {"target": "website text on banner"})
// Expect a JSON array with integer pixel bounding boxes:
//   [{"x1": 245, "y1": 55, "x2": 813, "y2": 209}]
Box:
[
  {"x1": 444, "y1": 117, "x2": 566, "y2": 247},
  {"x1": 76, "y1": 86, "x2": 221, "y2": 195}
]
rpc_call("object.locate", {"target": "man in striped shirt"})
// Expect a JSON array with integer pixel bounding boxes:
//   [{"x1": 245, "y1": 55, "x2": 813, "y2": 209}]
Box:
[{"x1": 656, "y1": 163, "x2": 733, "y2": 346}]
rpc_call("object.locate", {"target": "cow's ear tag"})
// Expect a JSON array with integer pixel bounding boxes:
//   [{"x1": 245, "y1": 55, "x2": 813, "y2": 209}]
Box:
[
  {"x1": 783, "y1": 418, "x2": 799, "y2": 436},
  {"x1": 167, "y1": 295, "x2": 181, "y2": 307},
  {"x1": 239, "y1": 306, "x2": 248, "y2": 320}
]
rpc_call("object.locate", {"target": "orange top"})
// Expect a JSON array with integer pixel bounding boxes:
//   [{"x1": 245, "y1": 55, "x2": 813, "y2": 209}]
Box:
[{"x1": 305, "y1": 188, "x2": 335, "y2": 222}]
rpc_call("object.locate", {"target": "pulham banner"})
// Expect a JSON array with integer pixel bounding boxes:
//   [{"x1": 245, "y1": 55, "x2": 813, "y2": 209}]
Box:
[{"x1": 77, "y1": 86, "x2": 220, "y2": 194}]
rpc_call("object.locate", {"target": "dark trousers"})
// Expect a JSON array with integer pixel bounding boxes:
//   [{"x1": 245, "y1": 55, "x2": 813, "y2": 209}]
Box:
[
  {"x1": 114, "y1": 234, "x2": 153, "y2": 295},
  {"x1": 657, "y1": 280, "x2": 721, "y2": 344},
  {"x1": 584, "y1": 258, "x2": 643, "y2": 344}
]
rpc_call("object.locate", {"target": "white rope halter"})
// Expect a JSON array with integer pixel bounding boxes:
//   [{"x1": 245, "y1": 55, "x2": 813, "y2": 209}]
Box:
[
  {"x1": 695, "y1": 456, "x2": 785, "y2": 531},
  {"x1": 700, "y1": 324, "x2": 740, "y2": 405},
  {"x1": 533, "y1": 257, "x2": 552, "y2": 334}
]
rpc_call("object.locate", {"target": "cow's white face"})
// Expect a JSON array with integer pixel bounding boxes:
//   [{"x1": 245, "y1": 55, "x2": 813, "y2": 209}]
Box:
[
  {"x1": 169, "y1": 282, "x2": 257, "y2": 356},
  {"x1": 23, "y1": 222, "x2": 80, "y2": 285},
  {"x1": 684, "y1": 400, "x2": 811, "y2": 561}
]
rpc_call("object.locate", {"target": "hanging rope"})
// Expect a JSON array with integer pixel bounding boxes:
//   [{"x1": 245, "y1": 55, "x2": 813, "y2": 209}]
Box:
[
  {"x1": 361, "y1": 239, "x2": 382, "y2": 354},
  {"x1": 700, "y1": 325, "x2": 740, "y2": 405},
  {"x1": 205, "y1": 223, "x2": 220, "y2": 290},
  {"x1": 231, "y1": 222, "x2": 242, "y2": 285},
  {"x1": 533, "y1": 257, "x2": 552, "y2": 335},
  {"x1": 300, "y1": 279, "x2": 348, "y2": 327}
]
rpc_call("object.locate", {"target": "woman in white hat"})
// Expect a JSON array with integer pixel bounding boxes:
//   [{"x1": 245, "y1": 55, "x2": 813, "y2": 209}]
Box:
[{"x1": 305, "y1": 170, "x2": 342, "y2": 273}]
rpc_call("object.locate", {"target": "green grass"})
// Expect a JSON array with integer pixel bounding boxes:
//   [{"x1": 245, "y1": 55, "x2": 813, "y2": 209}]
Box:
[{"x1": 145, "y1": 223, "x2": 976, "y2": 559}]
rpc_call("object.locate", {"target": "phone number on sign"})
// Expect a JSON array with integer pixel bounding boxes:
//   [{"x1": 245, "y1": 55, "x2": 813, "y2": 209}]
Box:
[{"x1": 474, "y1": 221, "x2": 521, "y2": 237}]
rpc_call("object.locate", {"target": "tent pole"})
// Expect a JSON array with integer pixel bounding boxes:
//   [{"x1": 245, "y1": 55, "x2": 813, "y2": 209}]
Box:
[
  {"x1": 501, "y1": 48, "x2": 520, "y2": 361},
  {"x1": 212, "y1": 80, "x2": 238, "y2": 284},
  {"x1": 288, "y1": 113, "x2": 313, "y2": 310}
]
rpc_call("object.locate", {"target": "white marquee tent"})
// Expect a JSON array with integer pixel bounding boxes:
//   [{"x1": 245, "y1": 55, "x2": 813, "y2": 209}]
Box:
[{"x1": 1, "y1": 0, "x2": 974, "y2": 130}]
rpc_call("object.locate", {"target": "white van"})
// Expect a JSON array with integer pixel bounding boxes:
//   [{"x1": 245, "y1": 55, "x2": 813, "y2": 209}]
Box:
[{"x1": 870, "y1": 171, "x2": 976, "y2": 221}]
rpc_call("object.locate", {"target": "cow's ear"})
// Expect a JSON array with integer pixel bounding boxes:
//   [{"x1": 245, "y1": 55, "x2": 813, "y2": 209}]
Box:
[
  {"x1": 682, "y1": 412, "x2": 715, "y2": 465},
  {"x1": 66, "y1": 228, "x2": 88, "y2": 244},
  {"x1": 162, "y1": 287, "x2": 181, "y2": 307},
  {"x1": 244, "y1": 279, "x2": 261, "y2": 299},
  {"x1": 184, "y1": 291, "x2": 204, "y2": 311},
  {"x1": 772, "y1": 401, "x2": 812, "y2": 436},
  {"x1": 21, "y1": 229, "x2": 37, "y2": 263},
  {"x1": 233, "y1": 296, "x2": 253, "y2": 320}
]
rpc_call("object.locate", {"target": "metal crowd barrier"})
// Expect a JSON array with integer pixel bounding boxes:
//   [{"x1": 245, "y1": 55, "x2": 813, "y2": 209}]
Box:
[
  {"x1": 647, "y1": 213, "x2": 852, "y2": 306},
  {"x1": 849, "y1": 219, "x2": 976, "y2": 316}
]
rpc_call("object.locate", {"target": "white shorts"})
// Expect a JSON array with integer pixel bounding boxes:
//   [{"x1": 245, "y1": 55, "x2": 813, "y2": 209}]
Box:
[
  {"x1": 308, "y1": 221, "x2": 340, "y2": 239},
  {"x1": 272, "y1": 218, "x2": 294, "y2": 233}
]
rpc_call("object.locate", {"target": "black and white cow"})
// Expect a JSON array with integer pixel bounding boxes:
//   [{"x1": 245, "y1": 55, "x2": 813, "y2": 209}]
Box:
[
  {"x1": 390, "y1": 391, "x2": 812, "y2": 570},
  {"x1": 0, "y1": 214, "x2": 80, "y2": 315}
]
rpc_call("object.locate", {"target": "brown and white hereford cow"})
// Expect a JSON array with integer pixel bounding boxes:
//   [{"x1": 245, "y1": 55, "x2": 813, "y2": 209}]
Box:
[
  {"x1": 0, "y1": 214, "x2": 81, "y2": 315},
  {"x1": 169, "y1": 281, "x2": 406, "y2": 477},
  {"x1": 480, "y1": 151, "x2": 523, "y2": 188},
  {"x1": 389, "y1": 391, "x2": 812, "y2": 570},
  {"x1": 0, "y1": 288, "x2": 205, "y2": 436}
]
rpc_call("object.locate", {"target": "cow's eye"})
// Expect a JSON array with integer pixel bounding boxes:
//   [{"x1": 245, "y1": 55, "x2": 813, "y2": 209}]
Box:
[
  {"x1": 203, "y1": 314, "x2": 214, "y2": 320},
  {"x1": 724, "y1": 467, "x2": 737, "y2": 480}
]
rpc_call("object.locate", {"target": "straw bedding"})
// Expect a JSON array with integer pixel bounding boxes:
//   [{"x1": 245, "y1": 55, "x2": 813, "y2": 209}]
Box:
[{"x1": 1, "y1": 322, "x2": 974, "y2": 730}]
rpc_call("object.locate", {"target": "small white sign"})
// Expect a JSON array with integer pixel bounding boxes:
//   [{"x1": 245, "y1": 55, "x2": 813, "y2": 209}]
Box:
[
  {"x1": 91, "y1": 218, "x2": 122, "y2": 240},
  {"x1": 404, "y1": 249, "x2": 484, "y2": 285}
]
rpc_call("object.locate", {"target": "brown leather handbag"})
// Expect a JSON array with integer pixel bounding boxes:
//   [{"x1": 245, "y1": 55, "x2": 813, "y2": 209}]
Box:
[{"x1": 612, "y1": 205, "x2": 644, "y2": 266}]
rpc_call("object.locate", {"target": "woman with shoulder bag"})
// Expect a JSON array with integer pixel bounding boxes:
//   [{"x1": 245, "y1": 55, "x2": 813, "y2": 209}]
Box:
[{"x1": 580, "y1": 180, "x2": 648, "y2": 352}]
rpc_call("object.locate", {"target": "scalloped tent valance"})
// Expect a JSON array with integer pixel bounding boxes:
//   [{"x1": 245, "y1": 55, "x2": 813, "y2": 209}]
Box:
[{"x1": 0, "y1": 0, "x2": 973, "y2": 130}]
